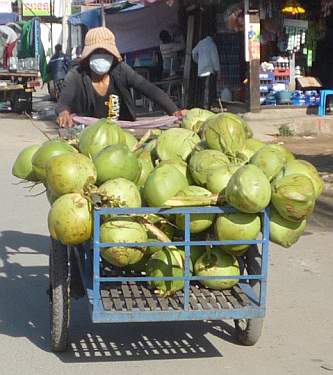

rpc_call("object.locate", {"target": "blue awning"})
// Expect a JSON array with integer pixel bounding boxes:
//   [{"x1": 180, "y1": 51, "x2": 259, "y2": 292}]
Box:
[
  {"x1": 0, "y1": 13, "x2": 18, "y2": 25},
  {"x1": 69, "y1": 8, "x2": 102, "y2": 28}
]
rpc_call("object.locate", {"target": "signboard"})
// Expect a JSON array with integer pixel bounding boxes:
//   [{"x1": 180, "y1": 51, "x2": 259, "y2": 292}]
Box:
[
  {"x1": 245, "y1": 14, "x2": 260, "y2": 61},
  {"x1": 22, "y1": 0, "x2": 51, "y2": 16}
]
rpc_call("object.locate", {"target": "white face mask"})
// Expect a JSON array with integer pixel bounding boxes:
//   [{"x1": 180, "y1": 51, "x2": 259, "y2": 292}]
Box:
[{"x1": 89, "y1": 53, "x2": 113, "y2": 75}]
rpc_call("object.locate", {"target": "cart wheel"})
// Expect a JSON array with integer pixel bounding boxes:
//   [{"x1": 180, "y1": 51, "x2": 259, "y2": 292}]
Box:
[
  {"x1": 234, "y1": 318, "x2": 263, "y2": 346},
  {"x1": 49, "y1": 239, "x2": 71, "y2": 352}
]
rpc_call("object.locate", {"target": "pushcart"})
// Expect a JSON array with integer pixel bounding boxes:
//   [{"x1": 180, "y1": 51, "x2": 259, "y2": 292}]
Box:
[{"x1": 49, "y1": 205, "x2": 270, "y2": 352}]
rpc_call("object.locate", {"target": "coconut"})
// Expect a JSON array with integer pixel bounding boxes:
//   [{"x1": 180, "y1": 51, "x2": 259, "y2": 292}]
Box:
[
  {"x1": 100, "y1": 218, "x2": 147, "y2": 268},
  {"x1": 189, "y1": 149, "x2": 229, "y2": 186},
  {"x1": 175, "y1": 186, "x2": 215, "y2": 233},
  {"x1": 215, "y1": 213, "x2": 261, "y2": 255},
  {"x1": 194, "y1": 249, "x2": 240, "y2": 290},
  {"x1": 48, "y1": 193, "x2": 92, "y2": 245},
  {"x1": 78, "y1": 118, "x2": 126, "y2": 157},
  {"x1": 156, "y1": 128, "x2": 201, "y2": 161},
  {"x1": 143, "y1": 164, "x2": 188, "y2": 207},
  {"x1": 93, "y1": 144, "x2": 140, "y2": 185},
  {"x1": 46, "y1": 152, "x2": 97, "y2": 196},
  {"x1": 12, "y1": 144, "x2": 40, "y2": 181},
  {"x1": 32, "y1": 139, "x2": 77, "y2": 181},
  {"x1": 225, "y1": 165, "x2": 271, "y2": 213}
]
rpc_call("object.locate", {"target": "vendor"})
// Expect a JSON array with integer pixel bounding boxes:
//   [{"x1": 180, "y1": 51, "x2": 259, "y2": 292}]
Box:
[{"x1": 57, "y1": 27, "x2": 184, "y2": 128}]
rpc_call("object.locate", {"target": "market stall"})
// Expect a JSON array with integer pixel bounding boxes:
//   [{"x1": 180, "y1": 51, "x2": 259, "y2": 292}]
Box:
[{"x1": 0, "y1": 17, "x2": 48, "y2": 113}]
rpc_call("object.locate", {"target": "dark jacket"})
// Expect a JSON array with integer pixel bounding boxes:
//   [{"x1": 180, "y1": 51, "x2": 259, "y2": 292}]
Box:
[
  {"x1": 47, "y1": 52, "x2": 71, "y2": 82},
  {"x1": 56, "y1": 62, "x2": 178, "y2": 121}
]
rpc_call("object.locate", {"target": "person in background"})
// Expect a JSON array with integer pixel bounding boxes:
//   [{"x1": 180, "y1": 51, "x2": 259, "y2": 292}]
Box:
[
  {"x1": 47, "y1": 44, "x2": 71, "y2": 99},
  {"x1": 57, "y1": 27, "x2": 185, "y2": 127},
  {"x1": 159, "y1": 30, "x2": 184, "y2": 77},
  {"x1": 192, "y1": 29, "x2": 221, "y2": 109},
  {"x1": 72, "y1": 46, "x2": 82, "y2": 67}
]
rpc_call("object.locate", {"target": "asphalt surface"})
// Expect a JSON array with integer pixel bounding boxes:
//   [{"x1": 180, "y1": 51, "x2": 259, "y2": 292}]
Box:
[{"x1": 0, "y1": 114, "x2": 332, "y2": 375}]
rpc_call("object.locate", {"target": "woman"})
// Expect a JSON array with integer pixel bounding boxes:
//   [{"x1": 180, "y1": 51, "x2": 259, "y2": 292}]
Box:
[{"x1": 57, "y1": 27, "x2": 185, "y2": 128}]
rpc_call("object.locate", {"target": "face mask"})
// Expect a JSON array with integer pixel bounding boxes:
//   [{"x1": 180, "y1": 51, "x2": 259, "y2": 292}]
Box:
[{"x1": 89, "y1": 53, "x2": 113, "y2": 75}]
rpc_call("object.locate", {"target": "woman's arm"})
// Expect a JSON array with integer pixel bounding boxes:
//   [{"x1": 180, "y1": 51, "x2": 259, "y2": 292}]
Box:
[
  {"x1": 123, "y1": 63, "x2": 179, "y2": 115},
  {"x1": 56, "y1": 71, "x2": 78, "y2": 127}
]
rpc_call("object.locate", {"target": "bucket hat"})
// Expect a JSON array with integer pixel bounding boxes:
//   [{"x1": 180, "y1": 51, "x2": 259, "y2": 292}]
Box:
[{"x1": 81, "y1": 27, "x2": 122, "y2": 61}]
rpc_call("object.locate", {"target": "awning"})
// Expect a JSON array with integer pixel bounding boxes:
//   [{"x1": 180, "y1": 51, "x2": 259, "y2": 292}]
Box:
[
  {"x1": 68, "y1": 8, "x2": 102, "y2": 28},
  {"x1": 0, "y1": 13, "x2": 18, "y2": 25}
]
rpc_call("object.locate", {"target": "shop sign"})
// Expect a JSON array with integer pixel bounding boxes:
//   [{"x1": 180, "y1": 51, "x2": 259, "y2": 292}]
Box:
[
  {"x1": 245, "y1": 14, "x2": 260, "y2": 61},
  {"x1": 22, "y1": 0, "x2": 51, "y2": 16}
]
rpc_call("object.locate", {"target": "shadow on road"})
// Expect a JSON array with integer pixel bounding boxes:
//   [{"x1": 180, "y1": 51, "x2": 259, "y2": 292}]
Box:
[
  {"x1": 0, "y1": 230, "x2": 238, "y2": 362},
  {"x1": 57, "y1": 310, "x2": 235, "y2": 362},
  {"x1": 0, "y1": 230, "x2": 50, "y2": 351}
]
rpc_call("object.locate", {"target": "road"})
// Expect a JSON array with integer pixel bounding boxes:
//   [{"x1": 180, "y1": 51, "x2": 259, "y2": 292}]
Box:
[{"x1": 0, "y1": 114, "x2": 332, "y2": 375}]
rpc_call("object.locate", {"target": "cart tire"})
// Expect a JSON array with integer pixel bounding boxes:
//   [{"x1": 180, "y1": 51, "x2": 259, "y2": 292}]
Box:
[
  {"x1": 234, "y1": 318, "x2": 263, "y2": 346},
  {"x1": 49, "y1": 239, "x2": 71, "y2": 352}
]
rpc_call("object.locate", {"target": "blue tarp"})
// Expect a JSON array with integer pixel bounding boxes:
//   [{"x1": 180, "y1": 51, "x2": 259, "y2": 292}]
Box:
[
  {"x1": 0, "y1": 13, "x2": 18, "y2": 25},
  {"x1": 69, "y1": 8, "x2": 102, "y2": 28}
]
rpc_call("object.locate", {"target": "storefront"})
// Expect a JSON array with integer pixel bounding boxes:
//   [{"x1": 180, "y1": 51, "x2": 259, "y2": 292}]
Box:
[{"x1": 68, "y1": 0, "x2": 333, "y2": 112}]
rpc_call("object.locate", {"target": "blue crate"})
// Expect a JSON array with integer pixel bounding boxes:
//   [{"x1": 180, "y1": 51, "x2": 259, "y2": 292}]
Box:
[
  {"x1": 259, "y1": 72, "x2": 274, "y2": 81},
  {"x1": 79, "y1": 206, "x2": 271, "y2": 323}
]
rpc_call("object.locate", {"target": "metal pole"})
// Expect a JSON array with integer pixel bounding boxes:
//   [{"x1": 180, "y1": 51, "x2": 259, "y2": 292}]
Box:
[
  {"x1": 101, "y1": 0, "x2": 106, "y2": 27},
  {"x1": 62, "y1": 0, "x2": 72, "y2": 54}
]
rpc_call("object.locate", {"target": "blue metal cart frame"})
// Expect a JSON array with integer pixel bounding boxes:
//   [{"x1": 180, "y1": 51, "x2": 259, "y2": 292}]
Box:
[{"x1": 49, "y1": 205, "x2": 270, "y2": 352}]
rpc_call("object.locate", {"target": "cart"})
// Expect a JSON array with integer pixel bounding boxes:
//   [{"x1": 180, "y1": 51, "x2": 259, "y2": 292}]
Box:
[
  {"x1": 49, "y1": 205, "x2": 270, "y2": 352},
  {"x1": 0, "y1": 71, "x2": 40, "y2": 113}
]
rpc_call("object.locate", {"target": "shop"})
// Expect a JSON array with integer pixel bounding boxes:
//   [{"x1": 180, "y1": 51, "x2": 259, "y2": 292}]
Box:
[
  {"x1": 257, "y1": 0, "x2": 326, "y2": 108},
  {"x1": 67, "y1": 0, "x2": 333, "y2": 113}
]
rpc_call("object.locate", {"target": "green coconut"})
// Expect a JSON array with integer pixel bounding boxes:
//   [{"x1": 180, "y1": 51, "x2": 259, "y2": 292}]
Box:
[
  {"x1": 46, "y1": 152, "x2": 97, "y2": 196},
  {"x1": 12, "y1": 144, "x2": 40, "y2": 181},
  {"x1": 250, "y1": 145, "x2": 286, "y2": 182},
  {"x1": 158, "y1": 159, "x2": 193, "y2": 184},
  {"x1": 215, "y1": 213, "x2": 261, "y2": 255},
  {"x1": 181, "y1": 108, "x2": 215, "y2": 132},
  {"x1": 78, "y1": 118, "x2": 126, "y2": 157},
  {"x1": 93, "y1": 144, "x2": 140, "y2": 185},
  {"x1": 98, "y1": 178, "x2": 142, "y2": 208},
  {"x1": 203, "y1": 113, "x2": 246, "y2": 158},
  {"x1": 130, "y1": 239, "x2": 163, "y2": 273},
  {"x1": 269, "y1": 144, "x2": 295, "y2": 163},
  {"x1": 135, "y1": 149, "x2": 154, "y2": 188},
  {"x1": 271, "y1": 174, "x2": 315, "y2": 222},
  {"x1": 220, "y1": 112, "x2": 253, "y2": 139},
  {"x1": 156, "y1": 128, "x2": 201, "y2": 161},
  {"x1": 32, "y1": 139, "x2": 77, "y2": 181},
  {"x1": 48, "y1": 193, "x2": 92, "y2": 245},
  {"x1": 100, "y1": 218, "x2": 147, "y2": 268},
  {"x1": 241, "y1": 138, "x2": 265, "y2": 161},
  {"x1": 206, "y1": 165, "x2": 241, "y2": 194},
  {"x1": 146, "y1": 248, "x2": 193, "y2": 296},
  {"x1": 281, "y1": 159, "x2": 324, "y2": 199},
  {"x1": 175, "y1": 186, "x2": 216, "y2": 233},
  {"x1": 189, "y1": 149, "x2": 230, "y2": 186},
  {"x1": 269, "y1": 208, "x2": 307, "y2": 248},
  {"x1": 225, "y1": 165, "x2": 271, "y2": 213},
  {"x1": 194, "y1": 249, "x2": 240, "y2": 290},
  {"x1": 143, "y1": 164, "x2": 188, "y2": 207},
  {"x1": 124, "y1": 130, "x2": 138, "y2": 150}
]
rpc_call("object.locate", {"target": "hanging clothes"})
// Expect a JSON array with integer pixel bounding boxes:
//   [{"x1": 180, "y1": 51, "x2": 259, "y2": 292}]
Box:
[{"x1": 18, "y1": 19, "x2": 51, "y2": 82}]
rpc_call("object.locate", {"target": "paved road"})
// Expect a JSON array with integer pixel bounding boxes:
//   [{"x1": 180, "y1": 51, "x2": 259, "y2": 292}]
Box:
[{"x1": 0, "y1": 115, "x2": 332, "y2": 375}]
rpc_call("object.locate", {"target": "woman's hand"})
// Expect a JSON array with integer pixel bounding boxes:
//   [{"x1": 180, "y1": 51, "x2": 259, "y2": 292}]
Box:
[
  {"x1": 57, "y1": 110, "x2": 73, "y2": 128},
  {"x1": 173, "y1": 109, "x2": 188, "y2": 120}
]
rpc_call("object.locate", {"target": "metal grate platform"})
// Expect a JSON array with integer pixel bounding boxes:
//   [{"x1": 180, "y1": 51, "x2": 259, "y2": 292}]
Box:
[{"x1": 100, "y1": 282, "x2": 253, "y2": 312}]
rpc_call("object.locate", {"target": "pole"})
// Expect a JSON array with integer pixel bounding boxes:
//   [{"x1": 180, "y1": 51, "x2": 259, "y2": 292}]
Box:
[
  {"x1": 62, "y1": 0, "x2": 72, "y2": 54},
  {"x1": 101, "y1": 0, "x2": 106, "y2": 27}
]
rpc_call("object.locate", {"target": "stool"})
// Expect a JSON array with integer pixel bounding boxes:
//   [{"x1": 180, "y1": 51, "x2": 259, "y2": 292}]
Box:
[{"x1": 318, "y1": 89, "x2": 333, "y2": 116}]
